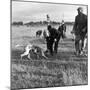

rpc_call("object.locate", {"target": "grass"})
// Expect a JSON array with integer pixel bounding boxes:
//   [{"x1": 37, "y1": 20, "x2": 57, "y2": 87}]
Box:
[
  {"x1": 11, "y1": 25, "x2": 88, "y2": 89},
  {"x1": 11, "y1": 60, "x2": 87, "y2": 89},
  {"x1": 11, "y1": 37, "x2": 88, "y2": 89}
]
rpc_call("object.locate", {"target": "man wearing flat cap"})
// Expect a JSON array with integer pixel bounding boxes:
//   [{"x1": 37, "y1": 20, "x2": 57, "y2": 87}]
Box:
[{"x1": 72, "y1": 7, "x2": 87, "y2": 55}]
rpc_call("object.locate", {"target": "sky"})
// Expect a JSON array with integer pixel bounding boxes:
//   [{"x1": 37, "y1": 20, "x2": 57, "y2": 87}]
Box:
[{"x1": 12, "y1": 1, "x2": 87, "y2": 23}]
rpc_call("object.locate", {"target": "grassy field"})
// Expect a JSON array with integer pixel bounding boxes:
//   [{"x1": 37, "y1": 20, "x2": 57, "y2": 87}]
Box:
[{"x1": 11, "y1": 25, "x2": 88, "y2": 89}]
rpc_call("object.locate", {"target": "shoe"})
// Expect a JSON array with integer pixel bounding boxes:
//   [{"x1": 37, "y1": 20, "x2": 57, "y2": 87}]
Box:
[
  {"x1": 80, "y1": 51, "x2": 84, "y2": 56},
  {"x1": 80, "y1": 51, "x2": 88, "y2": 56},
  {"x1": 75, "y1": 51, "x2": 79, "y2": 56},
  {"x1": 84, "y1": 53, "x2": 88, "y2": 56}
]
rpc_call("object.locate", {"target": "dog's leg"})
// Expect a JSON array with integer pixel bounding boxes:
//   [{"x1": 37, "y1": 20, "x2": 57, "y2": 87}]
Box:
[
  {"x1": 21, "y1": 53, "x2": 27, "y2": 60},
  {"x1": 36, "y1": 54, "x2": 39, "y2": 59},
  {"x1": 20, "y1": 50, "x2": 29, "y2": 60},
  {"x1": 27, "y1": 53, "x2": 32, "y2": 60},
  {"x1": 21, "y1": 55, "x2": 23, "y2": 60},
  {"x1": 21, "y1": 53, "x2": 25, "y2": 60}
]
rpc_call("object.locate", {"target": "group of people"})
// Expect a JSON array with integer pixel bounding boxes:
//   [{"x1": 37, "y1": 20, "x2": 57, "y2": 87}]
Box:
[{"x1": 45, "y1": 7, "x2": 87, "y2": 56}]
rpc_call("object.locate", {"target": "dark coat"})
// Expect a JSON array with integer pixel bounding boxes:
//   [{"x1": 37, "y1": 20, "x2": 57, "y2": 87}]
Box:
[
  {"x1": 49, "y1": 28, "x2": 60, "y2": 41},
  {"x1": 58, "y1": 24, "x2": 66, "y2": 38},
  {"x1": 73, "y1": 13, "x2": 87, "y2": 35},
  {"x1": 58, "y1": 24, "x2": 66, "y2": 33},
  {"x1": 47, "y1": 27, "x2": 61, "y2": 54}
]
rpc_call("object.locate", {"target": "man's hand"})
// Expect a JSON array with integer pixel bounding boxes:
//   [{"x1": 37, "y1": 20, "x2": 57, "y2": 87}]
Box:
[
  {"x1": 54, "y1": 39, "x2": 57, "y2": 42},
  {"x1": 82, "y1": 27, "x2": 86, "y2": 32}
]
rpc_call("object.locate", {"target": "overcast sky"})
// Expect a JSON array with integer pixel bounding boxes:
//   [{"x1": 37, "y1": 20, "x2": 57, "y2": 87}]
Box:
[{"x1": 12, "y1": 1, "x2": 87, "y2": 23}]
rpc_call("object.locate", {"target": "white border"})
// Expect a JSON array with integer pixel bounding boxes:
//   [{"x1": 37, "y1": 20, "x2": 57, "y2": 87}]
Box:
[{"x1": 0, "y1": 0, "x2": 89, "y2": 90}]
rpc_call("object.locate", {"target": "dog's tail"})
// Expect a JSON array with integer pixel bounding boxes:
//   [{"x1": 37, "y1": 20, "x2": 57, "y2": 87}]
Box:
[
  {"x1": 15, "y1": 44, "x2": 24, "y2": 48},
  {"x1": 15, "y1": 43, "x2": 33, "y2": 48}
]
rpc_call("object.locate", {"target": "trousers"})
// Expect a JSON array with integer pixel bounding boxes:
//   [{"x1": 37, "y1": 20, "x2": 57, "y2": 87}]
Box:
[{"x1": 75, "y1": 33, "x2": 86, "y2": 53}]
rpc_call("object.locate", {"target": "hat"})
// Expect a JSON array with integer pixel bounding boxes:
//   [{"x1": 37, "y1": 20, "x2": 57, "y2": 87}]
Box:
[{"x1": 77, "y1": 7, "x2": 83, "y2": 11}]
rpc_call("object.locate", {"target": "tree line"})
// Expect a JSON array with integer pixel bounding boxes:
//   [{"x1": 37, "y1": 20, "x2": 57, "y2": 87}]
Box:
[{"x1": 12, "y1": 21, "x2": 74, "y2": 26}]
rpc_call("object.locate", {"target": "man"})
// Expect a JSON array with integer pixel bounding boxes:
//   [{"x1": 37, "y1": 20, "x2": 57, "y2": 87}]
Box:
[
  {"x1": 58, "y1": 20, "x2": 66, "y2": 39},
  {"x1": 45, "y1": 14, "x2": 51, "y2": 53},
  {"x1": 72, "y1": 7, "x2": 87, "y2": 55},
  {"x1": 45, "y1": 15, "x2": 60, "y2": 55},
  {"x1": 47, "y1": 25, "x2": 61, "y2": 55},
  {"x1": 47, "y1": 14, "x2": 50, "y2": 25}
]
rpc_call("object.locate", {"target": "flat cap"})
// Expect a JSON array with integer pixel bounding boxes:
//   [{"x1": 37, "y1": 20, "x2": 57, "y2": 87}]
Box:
[{"x1": 77, "y1": 7, "x2": 83, "y2": 11}]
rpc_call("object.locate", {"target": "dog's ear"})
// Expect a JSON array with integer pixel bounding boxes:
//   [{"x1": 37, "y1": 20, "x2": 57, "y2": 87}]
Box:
[{"x1": 29, "y1": 49, "x2": 32, "y2": 53}]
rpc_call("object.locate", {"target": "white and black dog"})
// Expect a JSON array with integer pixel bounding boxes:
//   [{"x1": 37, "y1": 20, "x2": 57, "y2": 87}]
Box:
[
  {"x1": 15, "y1": 44, "x2": 48, "y2": 60},
  {"x1": 36, "y1": 30, "x2": 42, "y2": 37}
]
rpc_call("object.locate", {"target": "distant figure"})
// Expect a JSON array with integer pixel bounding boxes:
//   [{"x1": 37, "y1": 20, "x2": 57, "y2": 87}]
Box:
[
  {"x1": 46, "y1": 14, "x2": 50, "y2": 25},
  {"x1": 72, "y1": 7, "x2": 87, "y2": 56},
  {"x1": 45, "y1": 14, "x2": 51, "y2": 53},
  {"x1": 36, "y1": 30, "x2": 42, "y2": 37},
  {"x1": 58, "y1": 20, "x2": 66, "y2": 39}
]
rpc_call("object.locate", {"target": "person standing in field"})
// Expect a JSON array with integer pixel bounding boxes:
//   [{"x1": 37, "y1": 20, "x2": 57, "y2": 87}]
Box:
[
  {"x1": 47, "y1": 14, "x2": 50, "y2": 25},
  {"x1": 72, "y1": 7, "x2": 87, "y2": 56},
  {"x1": 58, "y1": 20, "x2": 66, "y2": 39},
  {"x1": 44, "y1": 14, "x2": 51, "y2": 53}
]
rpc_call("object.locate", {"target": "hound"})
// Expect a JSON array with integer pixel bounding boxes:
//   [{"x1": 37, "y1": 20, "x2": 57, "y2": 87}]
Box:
[
  {"x1": 36, "y1": 30, "x2": 42, "y2": 37},
  {"x1": 16, "y1": 44, "x2": 48, "y2": 60},
  {"x1": 32, "y1": 45, "x2": 48, "y2": 59}
]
